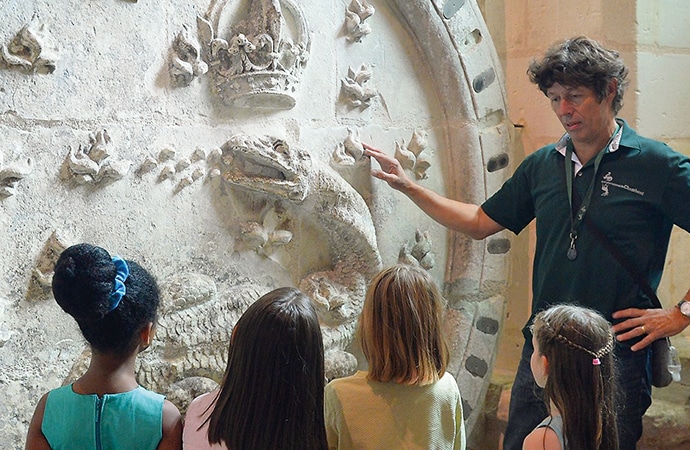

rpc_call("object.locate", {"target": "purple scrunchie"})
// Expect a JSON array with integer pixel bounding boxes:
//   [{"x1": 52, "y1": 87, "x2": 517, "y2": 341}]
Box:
[{"x1": 107, "y1": 256, "x2": 130, "y2": 313}]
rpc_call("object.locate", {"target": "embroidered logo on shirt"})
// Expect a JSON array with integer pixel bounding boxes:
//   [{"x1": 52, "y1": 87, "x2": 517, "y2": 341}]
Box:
[{"x1": 600, "y1": 172, "x2": 645, "y2": 197}]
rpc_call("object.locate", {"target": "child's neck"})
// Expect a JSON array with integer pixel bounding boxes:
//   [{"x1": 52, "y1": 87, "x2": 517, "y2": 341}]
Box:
[
  {"x1": 549, "y1": 400, "x2": 562, "y2": 418},
  {"x1": 72, "y1": 350, "x2": 139, "y2": 396}
]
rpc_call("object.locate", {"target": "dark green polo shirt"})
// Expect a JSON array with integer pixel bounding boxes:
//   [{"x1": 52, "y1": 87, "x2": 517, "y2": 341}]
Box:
[{"x1": 482, "y1": 119, "x2": 690, "y2": 339}]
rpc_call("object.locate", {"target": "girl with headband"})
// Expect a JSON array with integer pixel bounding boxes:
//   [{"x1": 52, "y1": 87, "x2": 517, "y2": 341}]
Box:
[
  {"x1": 25, "y1": 243, "x2": 182, "y2": 449},
  {"x1": 524, "y1": 304, "x2": 619, "y2": 450}
]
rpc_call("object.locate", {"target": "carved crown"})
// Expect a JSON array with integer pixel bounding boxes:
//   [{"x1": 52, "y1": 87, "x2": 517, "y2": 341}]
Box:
[{"x1": 198, "y1": 0, "x2": 311, "y2": 110}]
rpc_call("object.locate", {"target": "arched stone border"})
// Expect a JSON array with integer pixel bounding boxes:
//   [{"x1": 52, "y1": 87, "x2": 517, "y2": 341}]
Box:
[{"x1": 390, "y1": 0, "x2": 515, "y2": 432}]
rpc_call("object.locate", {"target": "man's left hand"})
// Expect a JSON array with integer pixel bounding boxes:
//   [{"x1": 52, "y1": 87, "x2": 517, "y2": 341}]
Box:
[{"x1": 612, "y1": 307, "x2": 690, "y2": 351}]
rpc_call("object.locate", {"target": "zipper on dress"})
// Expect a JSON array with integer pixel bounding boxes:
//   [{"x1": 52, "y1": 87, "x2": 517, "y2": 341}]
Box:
[{"x1": 95, "y1": 396, "x2": 104, "y2": 450}]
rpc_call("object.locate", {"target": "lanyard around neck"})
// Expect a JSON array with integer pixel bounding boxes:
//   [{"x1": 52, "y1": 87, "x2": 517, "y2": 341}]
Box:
[{"x1": 564, "y1": 125, "x2": 619, "y2": 260}]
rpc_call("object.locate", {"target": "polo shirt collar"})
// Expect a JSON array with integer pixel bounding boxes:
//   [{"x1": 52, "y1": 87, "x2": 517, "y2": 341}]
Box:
[{"x1": 554, "y1": 118, "x2": 632, "y2": 173}]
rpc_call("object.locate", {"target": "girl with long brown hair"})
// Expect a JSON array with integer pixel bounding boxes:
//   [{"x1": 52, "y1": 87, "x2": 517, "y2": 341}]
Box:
[{"x1": 524, "y1": 304, "x2": 618, "y2": 450}]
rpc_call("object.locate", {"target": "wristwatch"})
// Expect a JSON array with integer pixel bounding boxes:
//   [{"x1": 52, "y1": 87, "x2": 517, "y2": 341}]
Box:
[{"x1": 677, "y1": 300, "x2": 690, "y2": 317}]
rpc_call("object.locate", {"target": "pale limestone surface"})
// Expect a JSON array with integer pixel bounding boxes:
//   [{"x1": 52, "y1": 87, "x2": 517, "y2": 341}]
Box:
[{"x1": 0, "y1": 0, "x2": 515, "y2": 446}]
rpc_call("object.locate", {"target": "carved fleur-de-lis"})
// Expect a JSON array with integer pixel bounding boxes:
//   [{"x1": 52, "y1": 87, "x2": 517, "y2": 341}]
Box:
[{"x1": 239, "y1": 207, "x2": 293, "y2": 256}]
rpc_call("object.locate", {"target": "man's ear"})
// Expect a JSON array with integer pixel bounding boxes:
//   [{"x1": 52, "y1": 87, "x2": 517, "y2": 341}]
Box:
[{"x1": 607, "y1": 79, "x2": 618, "y2": 98}]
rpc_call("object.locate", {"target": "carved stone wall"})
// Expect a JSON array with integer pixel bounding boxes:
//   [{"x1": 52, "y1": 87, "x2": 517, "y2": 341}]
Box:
[{"x1": 0, "y1": 0, "x2": 516, "y2": 446}]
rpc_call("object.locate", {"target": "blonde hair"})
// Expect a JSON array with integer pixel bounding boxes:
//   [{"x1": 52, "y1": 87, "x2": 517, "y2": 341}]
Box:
[{"x1": 359, "y1": 264, "x2": 449, "y2": 385}]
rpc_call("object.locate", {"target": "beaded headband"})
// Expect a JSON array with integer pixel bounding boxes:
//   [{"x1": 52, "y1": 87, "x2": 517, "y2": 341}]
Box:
[{"x1": 539, "y1": 321, "x2": 615, "y2": 366}]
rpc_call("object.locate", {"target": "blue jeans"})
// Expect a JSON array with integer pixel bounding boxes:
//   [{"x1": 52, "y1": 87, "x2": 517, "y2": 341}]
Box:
[{"x1": 502, "y1": 339, "x2": 651, "y2": 450}]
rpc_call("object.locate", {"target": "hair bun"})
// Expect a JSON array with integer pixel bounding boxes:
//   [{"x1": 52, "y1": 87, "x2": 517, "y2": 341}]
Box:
[{"x1": 52, "y1": 243, "x2": 117, "y2": 323}]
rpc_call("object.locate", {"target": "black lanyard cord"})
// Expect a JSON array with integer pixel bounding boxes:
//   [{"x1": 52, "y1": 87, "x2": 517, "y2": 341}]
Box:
[{"x1": 563, "y1": 124, "x2": 620, "y2": 260}]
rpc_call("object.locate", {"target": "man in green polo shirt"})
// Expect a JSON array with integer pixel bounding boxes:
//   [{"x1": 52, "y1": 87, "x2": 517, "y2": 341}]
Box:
[{"x1": 364, "y1": 36, "x2": 690, "y2": 449}]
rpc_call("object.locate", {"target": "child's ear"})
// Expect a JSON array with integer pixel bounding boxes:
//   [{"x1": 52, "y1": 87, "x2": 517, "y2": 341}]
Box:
[
  {"x1": 541, "y1": 354, "x2": 550, "y2": 378},
  {"x1": 139, "y1": 322, "x2": 155, "y2": 351}
]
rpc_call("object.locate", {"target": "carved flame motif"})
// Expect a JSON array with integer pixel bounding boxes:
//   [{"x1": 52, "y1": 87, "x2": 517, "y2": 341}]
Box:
[
  {"x1": 1, "y1": 17, "x2": 59, "y2": 74},
  {"x1": 197, "y1": 0, "x2": 311, "y2": 109},
  {"x1": 344, "y1": 0, "x2": 375, "y2": 43},
  {"x1": 332, "y1": 128, "x2": 365, "y2": 167},
  {"x1": 340, "y1": 64, "x2": 378, "y2": 110},
  {"x1": 395, "y1": 129, "x2": 432, "y2": 180},
  {"x1": 0, "y1": 149, "x2": 33, "y2": 199},
  {"x1": 399, "y1": 229, "x2": 435, "y2": 270},
  {"x1": 66, "y1": 130, "x2": 132, "y2": 186},
  {"x1": 30, "y1": 231, "x2": 68, "y2": 292}
]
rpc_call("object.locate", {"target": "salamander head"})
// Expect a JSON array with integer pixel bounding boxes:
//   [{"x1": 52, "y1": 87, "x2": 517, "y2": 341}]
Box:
[{"x1": 220, "y1": 135, "x2": 309, "y2": 202}]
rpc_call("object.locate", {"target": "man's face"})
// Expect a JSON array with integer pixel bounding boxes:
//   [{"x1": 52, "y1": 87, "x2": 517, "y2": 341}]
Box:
[{"x1": 546, "y1": 82, "x2": 616, "y2": 150}]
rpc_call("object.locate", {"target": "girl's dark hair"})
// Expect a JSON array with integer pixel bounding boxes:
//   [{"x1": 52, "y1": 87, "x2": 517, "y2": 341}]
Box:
[
  {"x1": 533, "y1": 304, "x2": 619, "y2": 450},
  {"x1": 51, "y1": 243, "x2": 159, "y2": 356},
  {"x1": 527, "y1": 36, "x2": 629, "y2": 113},
  {"x1": 208, "y1": 287, "x2": 327, "y2": 450}
]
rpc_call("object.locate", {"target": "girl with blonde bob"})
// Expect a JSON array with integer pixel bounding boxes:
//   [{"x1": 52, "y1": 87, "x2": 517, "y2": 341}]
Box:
[
  {"x1": 325, "y1": 264, "x2": 465, "y2": 450},
  {"x1": 524, "y1": 304, "x2": 618, "y2": 450}
]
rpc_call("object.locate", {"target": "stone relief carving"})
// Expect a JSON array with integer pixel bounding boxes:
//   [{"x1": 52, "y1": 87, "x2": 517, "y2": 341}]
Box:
[
  {"x1": 29, "y1": 232, "x2": 68, "y2": 297},
  {"x1": 0, "y1": 149, "x2": 33, "y2": 199},
  {"x1": 0, "y1": 1, "x2": 518, "y2": 444},
  {"x1": 220, "y1": 134, "x2": 382, "y2": 377},
  {"x1": 64, "y1": 130, "x2": 132, "y2": 186},
  {"x1": 63, "y1": 272, "x2": 245, "y2": 394},
  {"x1": 96, "y1": 134, "x2": 382, "y2": 393},
  {"x1": 330, "y1": 128, "x2": 371, "y2": 202},
  {"x1": 197, "y1": 0, "x2": 311, "y2": 109},
  {"x1": 220, "y1": 135, "x2": 307, "y2": 201},
  {"x1": 139, "y1": 146, "x2": 218, "y2": 193},
  {"x1": 1, "y1": 17, "x2": 59, "y2": 74},
  {"x1": 332, "y1": 128, "x2": 366, "y2": 168},
  {"x1": 340, "y1": 64, "x2": 378, "y2": 110},
  {"x1": 344, "y1": 0, "x2": 375, "y2": 43},
  {"x1": 238, "y1": 206, "x2": 293, "y2": 257},
  {"x1": 169, "y1": 24, "x2": 209, "y2": 87},
  {"x1": 395, "y1": 129, "x2": 432, "y2": 180},
  {"x1": 399, "y1": 229, "x2": 435, "y2": 270}
]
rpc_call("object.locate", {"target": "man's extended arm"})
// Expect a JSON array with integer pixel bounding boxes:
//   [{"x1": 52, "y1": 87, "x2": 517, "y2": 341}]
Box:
[{"x1": 364, "y1": 144, "x2": 504, "y2": 240}]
